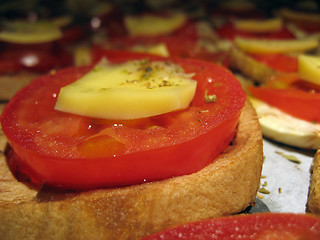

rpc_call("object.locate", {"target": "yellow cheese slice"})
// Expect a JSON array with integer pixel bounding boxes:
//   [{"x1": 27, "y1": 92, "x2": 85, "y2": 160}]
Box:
[
  {"x1": 124, "y1": 12, "x2": 187, "y2": 36},
  {"x1": 235, "y1": 37, "x2": 318, "y2": 54},
  {"x1": 55, "y1": 59, "x2": 197, "y2": 120},
  {"x1": 298, "y1": 55, "x2": 320, "y2": 86},
  {"x1": 234, "y1": 18, "x2": 282, "y2": 33},
  {"x1": 131, "y1": 43, "x2": 170, "y2": 57},
  {"x1": 0, "y1": 21, "x2": 62, "y2": 44}
]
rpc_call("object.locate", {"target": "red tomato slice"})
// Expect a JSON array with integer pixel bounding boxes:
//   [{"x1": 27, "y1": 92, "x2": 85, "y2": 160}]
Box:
[
  {"x1": 91, "y1": 7, "x2": 127, "y2": 38},
  {"x1": 248, "y1": 85, "x2": 320, "y2": 122},
  {"x1": 95, "y1": 35, "x2": 230, "y2": 66},
  {"x1": 170, "y1": 20, "x2": 199, "y2": 39},
  {"x1": 95, "y1": 16, "x2": 230, "y2": 65},
  {"x1": 1, "y1": 51, "x2": 245, "y2": 190},
  {"x1": 290, "y1": 22, "x2": 320, "y2": 34},
  {"x1": 141, "y1": 213, "x2": 320, "y2": 240},
  {"x1": 0, "y1": 42, "x2": 72, "y2": 74},
  {"x1": 216, "y1": 22, "x2": 295, "y2": 41},
  {"x1": 58, "y1": 25, "x2": 86, "y2": 45},
  {"x1": 250, "y1": 53, "x2": 298, "y2": 72},
  {"x1": 103, "y1": 35, "x2": 199, "y2": 57}
]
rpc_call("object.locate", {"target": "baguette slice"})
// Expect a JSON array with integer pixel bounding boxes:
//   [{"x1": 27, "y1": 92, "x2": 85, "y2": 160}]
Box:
[
  {"x1": 0, "y1": 101, "x2": 263, "y2": 240},
  {"x1": 307, "y1": 149, "x2": 320, "y2": 215}
]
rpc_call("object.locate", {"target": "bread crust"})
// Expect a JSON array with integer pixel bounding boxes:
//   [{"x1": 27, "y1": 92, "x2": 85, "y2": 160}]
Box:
[
  {"x1": 307, "y1": 149, "x2": 320, "y2": 215},
  {"x1": 0, "y1": 100, "x2": 263, "y2": 240}
]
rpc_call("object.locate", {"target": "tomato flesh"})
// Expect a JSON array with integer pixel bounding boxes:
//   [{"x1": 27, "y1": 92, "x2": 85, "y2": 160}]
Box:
[
  {"x1": 1, "y1": 51, "x2": 245, "y2": 190},
  {"x1": 141, "y1": 213, "x2": 320, "y2": 240}
]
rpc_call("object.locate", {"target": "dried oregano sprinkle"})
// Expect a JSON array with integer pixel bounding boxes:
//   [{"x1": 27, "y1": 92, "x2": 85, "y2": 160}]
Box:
[{"x1": 204, "y1": 89, "x2": 217, "y2": 103}]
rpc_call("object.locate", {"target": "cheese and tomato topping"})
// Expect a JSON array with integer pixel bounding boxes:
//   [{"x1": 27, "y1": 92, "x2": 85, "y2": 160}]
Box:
[
  {"x1": 1, "y1": 51, "x2": 246, "y2": 189},
  {"x1": 247, "y1": 49, "x2": 320, "y2": 149},
  {"x1": 124, "y1": 12, "x2": 187, "y2": 36},
  {"x1": 55, "y1": 59, "x2": 197, "y2": 119}
]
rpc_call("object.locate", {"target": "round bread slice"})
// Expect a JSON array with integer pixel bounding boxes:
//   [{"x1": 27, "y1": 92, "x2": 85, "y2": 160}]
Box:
[
  {"x1": 307, "y1": 149, "x2": 320, "y2": 215},
  {"x1": 0, "y1": 100, "x2": 263, "y2": 240}
]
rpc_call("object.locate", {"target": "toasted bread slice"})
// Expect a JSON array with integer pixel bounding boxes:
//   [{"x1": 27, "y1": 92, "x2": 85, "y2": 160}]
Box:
[
  {"x1": 0, "y1": 100, "x2": 263, "y2": 240},
  {"x1": 307, "y1": 149, "x2": 320, "y2": 215}
]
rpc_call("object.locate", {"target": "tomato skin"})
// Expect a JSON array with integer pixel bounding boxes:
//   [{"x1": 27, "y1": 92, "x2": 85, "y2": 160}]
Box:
[
  {"x1": 1, "y1": 51, "x2": 245, "y2": 189},
  {"x1": 142, "y1": 213, "x2": 320, "y2": 240},
  {"x1": 248, "y1": 85, "x2": 320, "y2": 122}
]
